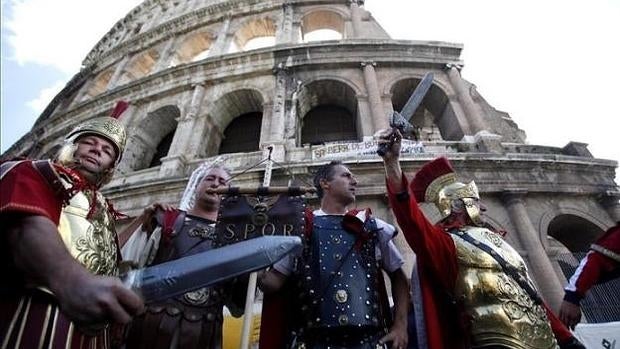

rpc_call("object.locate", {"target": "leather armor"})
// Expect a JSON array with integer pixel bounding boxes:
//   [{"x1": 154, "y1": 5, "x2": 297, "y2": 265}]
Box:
[
  {"x1": 451, "y1": 226, "x2": 557, "y2": 349},
  {"x1": 293, "y1": 215, "x2": 387, "y2": 348},
  {"x1": 124, "y1": 212, "x2": 244, "y2": 349}
]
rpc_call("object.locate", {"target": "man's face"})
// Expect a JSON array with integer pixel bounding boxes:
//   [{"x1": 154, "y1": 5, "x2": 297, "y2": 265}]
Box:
[
  {"x1": 73, "y1": 135, "x2": 117, "y2": 175},
  {"x1": 195, "y1": 167, "x2": 230, "y2": 209},
  {"x1": 322, "y1": 165, "x2": 357, "y2": 206}
]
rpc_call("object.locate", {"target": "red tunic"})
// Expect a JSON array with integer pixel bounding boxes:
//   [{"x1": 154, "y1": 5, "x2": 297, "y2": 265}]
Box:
[
  {"x1": 386, "y1": 174, "x2": 574, "y2": 349},
  {"x1": 564, "y1": 224, "x2": 620, "y2": 304},
  {"x1": 1, "y1": 160, "x2": 113, "y2": 349}
]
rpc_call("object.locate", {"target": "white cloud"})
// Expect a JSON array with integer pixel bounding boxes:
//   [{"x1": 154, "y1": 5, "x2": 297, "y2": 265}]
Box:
[
  {"x1": 366, "y1": 0, "x2": 620, "y2": 164},
  {"x1": 26, "y1": 80, "x2": 65, "y2": 114},
  {"x1": 4, "y1": 0, "x2": 141, "y2": 73}
]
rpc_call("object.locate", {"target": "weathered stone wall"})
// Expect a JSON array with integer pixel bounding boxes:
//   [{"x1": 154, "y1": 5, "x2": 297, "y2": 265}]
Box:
[{"x1": 2, "y1": 0, "x2": 618, "y2": 311}]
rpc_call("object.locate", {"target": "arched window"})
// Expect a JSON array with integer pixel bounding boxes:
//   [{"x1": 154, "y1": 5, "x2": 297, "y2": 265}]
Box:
[
  {"x1": 229, "y1": 18, "x2": 276, "y2": 53},
  {"x1": 301, "y1": 105, "x2": 356, "y2": 145},
  {"x1": 298, "y1": 80, "x2": 359, "y2": 145},
  {"x1": 149, "y1": 130, "x2": 175, "y2": 167},
  {"x1": 117, "y1": 48, "x2": 160, "y2": 85},
  {"x1": 548, "y1": 214, "x2": 604, "y2": 252},
  {"x1": 218, "y1": 112, "x2": 262, "y2": 154},
  {"x1": 169, "y1": 31, "x2": 213, "y2": 67},
  {"x1": 391, "y1": 78, "x2": 449, "y2": 141},
  {"x1": 80, "y1": 67, "x2": 115, "y2": 101},
  {"x1": 301, "y1": 10, "x2": 344, "y2": 42},
  {"x1": 125, "y1": 105, "x2": 180, "y2": 171}
]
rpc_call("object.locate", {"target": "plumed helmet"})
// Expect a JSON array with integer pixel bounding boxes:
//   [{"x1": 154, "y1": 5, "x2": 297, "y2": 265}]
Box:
[
  {"x1": 65, "y1": 101, "x2": 129, "y2": 164},
  {"x1": 410, "y1": 157, "x2": 480, "y2": 219}
]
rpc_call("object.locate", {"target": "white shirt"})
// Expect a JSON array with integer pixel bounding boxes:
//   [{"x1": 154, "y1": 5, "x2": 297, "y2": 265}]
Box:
[{"x1": 273, "y1": 209, "x2": 404, "y2": 276}]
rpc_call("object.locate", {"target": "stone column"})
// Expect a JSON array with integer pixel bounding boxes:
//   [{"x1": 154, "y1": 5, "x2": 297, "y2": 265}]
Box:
[
  {"x1": 446, "y1": 63, "x2": 486, "y2": 134},
  {"x1": 599, "y1": 191, "x2": 620, "y2": 223},
  {"x1": 209, "y1": 17, "x2": 232, "y2": 56},
  {"x1": 152, "y1": 36, "x2": 178, "y2": 71},
  {"x1": 106, "y1": 56, "x2": 131, "y2": 91},
  {"x1": 502, "y1": 190, "x2": 564, "y2": 310},
  {"x1": 159, "y1": 84, "x2": 206, "y2": 177},
  {"x1": 264, "y1": 66, "x2": 288, "y2": 161},
  {"x1": 349, "y1": 0, "x2": 363, "y2": 38},
  {"x1": 355, "y1": 95, "x2": 375, "y2": 138},
  {"x1": 181, "y1": 84, "x2": 211, "y2": 155},
  {"x1": 276, "y1": 3, "x2": 295, "y2": 45},
  {"x1": 361, "y1": 61, "x2": 388, "y2": 131},
  {"x1": 291, "y1": 20, "x2": 302, "y2": 44}
]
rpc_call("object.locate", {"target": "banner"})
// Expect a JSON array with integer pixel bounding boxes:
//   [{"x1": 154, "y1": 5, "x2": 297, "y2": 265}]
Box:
[
  {"x1": 214, "y1": 194, "x2": 305, "y2": 247},
  {"x1": 573, "y1": 322, "x2": 620, "y2": 349},
  {"x1": 311, "y1": 139, "x2": 424, "y2": 160}
]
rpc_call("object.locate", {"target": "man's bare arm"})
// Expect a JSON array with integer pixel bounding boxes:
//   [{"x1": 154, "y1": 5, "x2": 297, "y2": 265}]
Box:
[{"x1": 6, "y1": 214, "x2": 144, "y2": 325}]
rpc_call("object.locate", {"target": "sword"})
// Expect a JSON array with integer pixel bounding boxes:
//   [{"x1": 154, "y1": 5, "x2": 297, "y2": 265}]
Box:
[
  {"x1": 377, "y1": 72, "x2": 434, "y2": 156},
  {"x1": 121, "y1": 235, "x2": 302, "y2": 303}
]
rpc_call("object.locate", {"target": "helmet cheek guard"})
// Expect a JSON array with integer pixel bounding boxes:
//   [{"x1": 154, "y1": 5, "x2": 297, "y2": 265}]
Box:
[{"x1": 411, "y1": 157, "x2": 483, "y2": 224}]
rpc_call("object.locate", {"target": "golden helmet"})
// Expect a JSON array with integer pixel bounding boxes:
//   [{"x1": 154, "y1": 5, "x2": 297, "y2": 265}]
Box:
[
  {"x1": 411, "y1": 157, "x2": 480, "y2": 220},
  {"x1": 65, "y1": 101, "x2": 128, "y2": 163}
]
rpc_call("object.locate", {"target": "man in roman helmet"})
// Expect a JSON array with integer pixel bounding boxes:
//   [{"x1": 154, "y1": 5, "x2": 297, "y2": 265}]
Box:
[
  {"x1": 377, "y1": 129, "x2": 584, "y2": 349},
  {"x1": 120, "y1": 158, "x2": 248, "y2": 349},
  {"x1": 0, "y1": 101, "x2": 144, "y2": 349}
]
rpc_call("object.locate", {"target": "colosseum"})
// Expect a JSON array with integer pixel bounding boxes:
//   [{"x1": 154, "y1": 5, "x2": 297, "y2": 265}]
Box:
[{"x1": 3, "y1": 0, "x2": 619, "y2": 345}]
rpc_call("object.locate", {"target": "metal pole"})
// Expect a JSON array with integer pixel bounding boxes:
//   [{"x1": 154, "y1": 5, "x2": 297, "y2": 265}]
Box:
[{"x1": 239, "y1": 146, "x2": 274, "y2": 349}]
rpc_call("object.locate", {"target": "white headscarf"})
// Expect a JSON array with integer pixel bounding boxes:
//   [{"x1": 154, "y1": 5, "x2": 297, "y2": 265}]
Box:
[{"x1": 179, "y1": 156, "x2": 229, "y2": 211}]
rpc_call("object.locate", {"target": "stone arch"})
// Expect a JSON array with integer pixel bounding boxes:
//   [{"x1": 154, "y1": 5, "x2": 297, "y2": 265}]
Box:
[
  {"x1": 389, "y1": 76, "x2": 459, "y2": 141},
  {"x1": 169, "y1": 30, "x2": 214, "y2": 67},
  {"x1": 546, "y1": 213, "x2": 606, "y2": 252},
  {"x1": 229, "y1": 17, "x2": 277, "y2": 53},
  {"x1": 116, "y1": 48, "x2": 160, "y2": 86},
  {"x1": 300, "y1": 10, "x2": 345, "y2": 42},
  {"x1": 208, "y1": 89, "x2": 265, "y2": 156},
  {"x1": 80, "y1": 66, "x2": 115, "y2": 101},
  {"x1": 125, "y1": 105, "x2": 180, "y2": 171},
  {"x1": 298, "y1": 79, "x2": 359, "y2": 145}
]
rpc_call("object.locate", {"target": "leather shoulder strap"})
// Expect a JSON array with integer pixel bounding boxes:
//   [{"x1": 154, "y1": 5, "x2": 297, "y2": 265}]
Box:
[
  {"x1": 31, "y1": 160, "x2": 68, "y2": 199},
  {"x1": 449, "y1": 228, "x2": 542, "y2": 305}
]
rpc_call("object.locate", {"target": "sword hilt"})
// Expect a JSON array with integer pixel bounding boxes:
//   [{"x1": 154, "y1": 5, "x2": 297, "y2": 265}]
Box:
[{"x1": 376, "y1": 127, "x2": 400, "y2": 157}]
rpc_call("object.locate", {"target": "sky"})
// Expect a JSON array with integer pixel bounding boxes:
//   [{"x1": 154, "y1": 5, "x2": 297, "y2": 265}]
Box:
[{"x1": 2, "y1": 0, "x2": 619, "y2": 184}]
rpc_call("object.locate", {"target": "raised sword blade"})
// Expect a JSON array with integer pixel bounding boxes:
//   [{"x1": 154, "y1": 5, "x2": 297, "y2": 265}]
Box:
[
  {"x1": 398, "y1": 72, "x2": 434, "y2": 121},
  {"x1": 122, "y1": 235, "x2": 302, "y2": 303}
]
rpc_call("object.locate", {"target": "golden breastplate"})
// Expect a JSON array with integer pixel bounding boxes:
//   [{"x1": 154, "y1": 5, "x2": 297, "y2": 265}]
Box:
[
  {"x1": 451, "y1": 227, "x2": 557, "y2": 349},
  {"x1": 57, "y1": 185, "x2": 119, "y2": 277}
]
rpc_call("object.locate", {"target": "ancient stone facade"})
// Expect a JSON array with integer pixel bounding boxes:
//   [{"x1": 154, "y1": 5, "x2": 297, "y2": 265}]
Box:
[{"x1": 3, "y1": 0, "x2": 619, "y2": 314}]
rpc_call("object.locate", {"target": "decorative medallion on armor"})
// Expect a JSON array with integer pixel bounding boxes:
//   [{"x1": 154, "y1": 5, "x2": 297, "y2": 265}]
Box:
[
  {"x1": 296, "y1": 215, "x2": 382, "y2": 332},
  {"x1": 57, "y1": 178, "x2": 118, "y2": 277},
  {"x1": 450, "y1": 226, "x2": 557, "y2": 349},
  {"x1": 150, "y1": 213, "x2": 228, "y2": 311}
]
